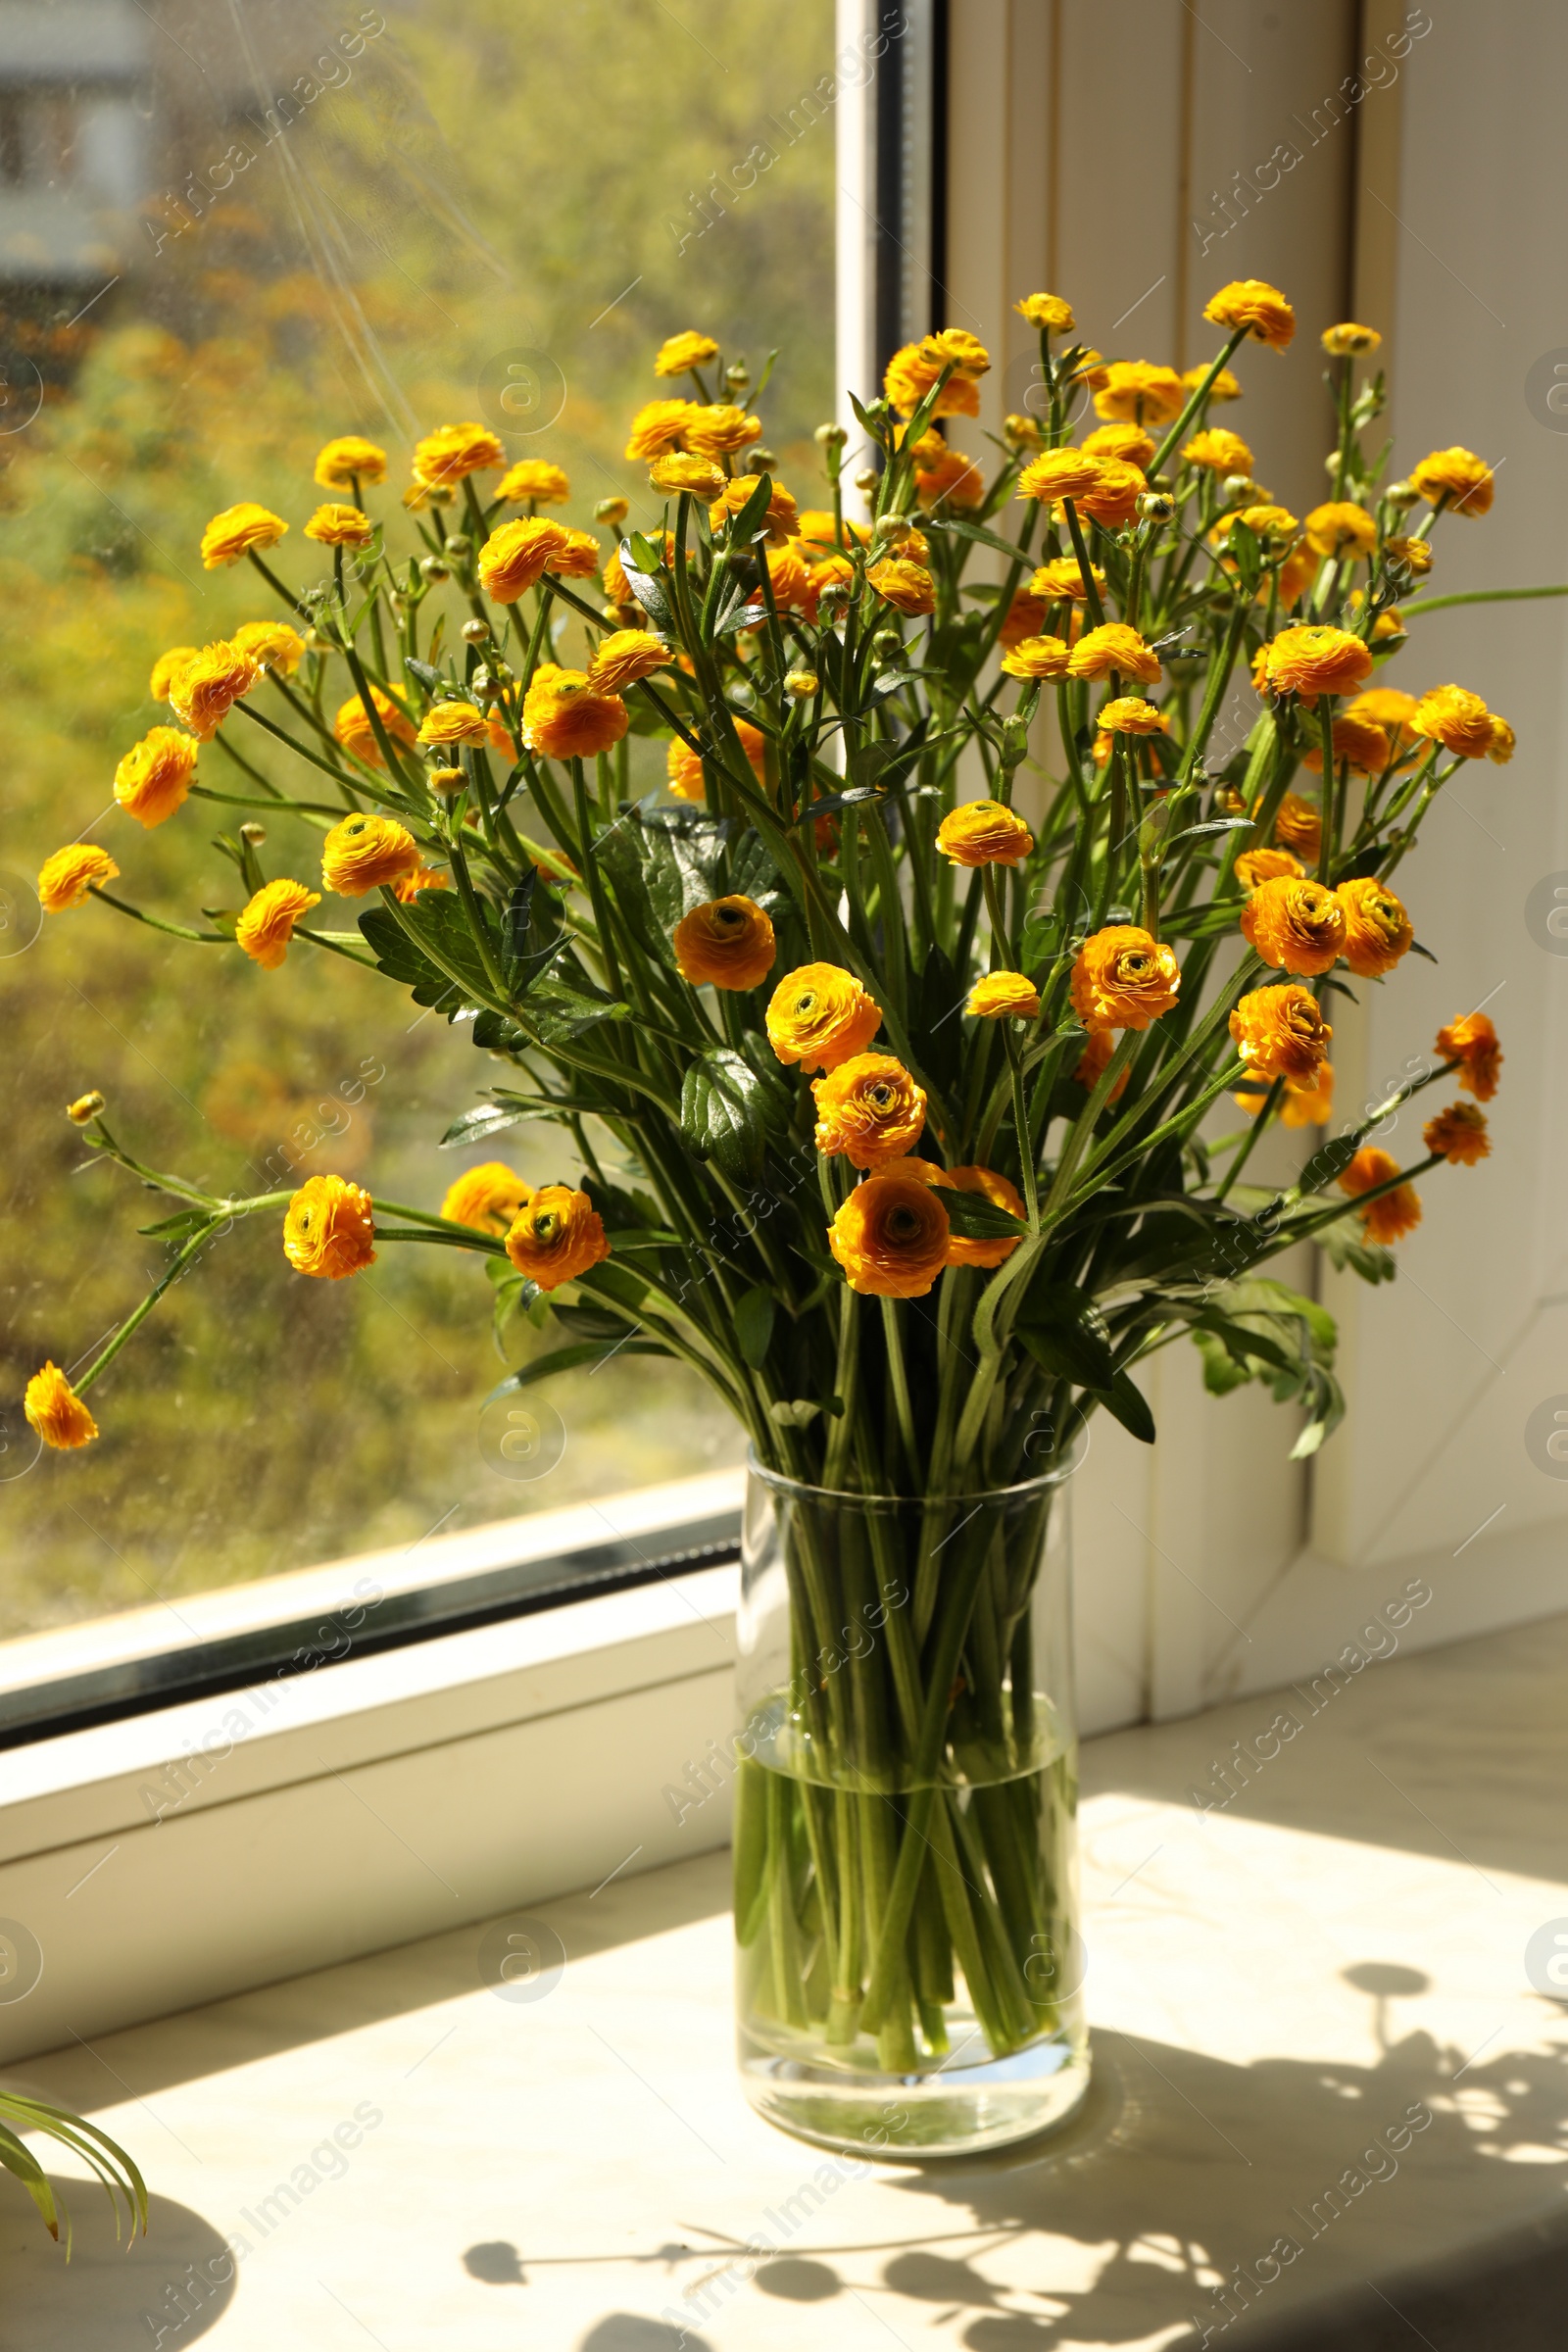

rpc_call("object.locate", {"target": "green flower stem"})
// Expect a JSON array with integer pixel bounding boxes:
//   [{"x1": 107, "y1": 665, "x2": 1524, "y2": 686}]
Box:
[
  {"x1": 1401, "y1": 583, "x2": 1568, "y2": 616},
  {"x1": 86, "y1": 888, "x2": 228, "y2": 943},
  {"x1": 1148, "y1": 325, "x2": 1250, "y2": 478}
]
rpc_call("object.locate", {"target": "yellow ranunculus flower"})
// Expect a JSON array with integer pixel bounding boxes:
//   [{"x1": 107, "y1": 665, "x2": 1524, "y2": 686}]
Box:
[
  {"x1": 284, "y1": 1174, "x2": 376, "y2": 1279},
  {"x1": 1071, "y1": 925, "x2": 1181, "y2": 1032},
  {"x1": 1408, "y1": 445, "x2": 1494, "y2": 516},
  {"x1": 1241, "y1": 875, "x2": 1348, "y2": 978},
  {"x1": 38, "y1": 842, "x2": 120, "y2": 912},
  {"x1": 235, "y1": 878, "x2": 321, "y2": 969},
  {"x1": 828, "y1": 1172, "x2": 950, "y2": 1298},
  {"x1": 497, "y1": 459, "x2": 570, "y2": 505},
  {"x1": 521, "y1": 664, "x2": 629, "y2": 761},
  {"x1": 966, "y1": 971, "x2": 1041, "y2": 1019},
  {"x1": 24, "y1": 1362, "x2": 98, "y2": 1448},
  {"x1": 477, "y1": 516, "x2": 569, "y2": 603},
  {"x1": 333, "y1": 686, "x2": 417, "y2": 766},
  {"x1": 936, "y1": 801, "x2": 1034, "y2": 867},
  {"x1": 416, "y1": 701, "x2": 488, "y2": 748},
  {"x1": 441, "y1": 1162, "x2": 532, "y2": 1235},
  {"x1": 1202, "y1": 278, "x2": 1295, "y2": 350},
  {"x1": 1336, "y1": 877, "x2": 1412, "y2": 979},
  {"x1": 765, "y1": 963, "x2": 883, "y2": 1072},
  {"x1": 114, "y1": 727, "x2": 198, "y2": 828},
  {"x1": 1229, "y1": 984, "x2": 1332, "y2": 1087},
  {"x1": 413, "y1": 422, "x2": 506, "y2": 487},
  {"x1": 170, "y1": 640, "x2": 259, "y2": 740},
  {"x1": 812, "y1": 1054, "x2": 928, "y2": 1170},
  {"x1": 231, "y1": 621, "x2": 305, "y2": 676},
  {"x1": 320, "y1": 812, "x2": 419, "y2": 897},
  {"x1": 315, "y1": 435, "x2": 387, "y2": 488},
  {"x1": 304, "y1": 503, "x2": 374, "y2": 548},
  {"x1": 654, "y1": 330, "x2": 719, "y2": 378},
  {"x1": 200, "y1": 502, "x2": 287, "y2": 568},
  {"x1": 587, "y1": 629, "x2": 673, "y2": 694},
  {"x1": 504, "y1": 1186, "x2": 611, "y2": 1290},
  {"x1": 672, "y1": 896, "x2": 777, "y2": 992}
]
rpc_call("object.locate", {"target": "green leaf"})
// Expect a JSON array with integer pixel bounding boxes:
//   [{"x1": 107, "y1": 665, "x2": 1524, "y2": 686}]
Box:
[
  {"x1": 926, "y1": 514, "x2": 1030, "y2": 564},
  {"x1": 1015, "y1": 1285, "x2": 1117, "y2": 1389},
  {"x1": 137, "y1": 1207, "x2": 212, "y2": 1240},
  {"x1": 359, "y1": 906, "x2": 466, "y2": 1012},
  {"x1": 440, "y1": 1102, "x2": 529, "y2": 1148},
  {"x1": 617, "y1": 542, "x2": 675, "y2": 631},
  {"x1": 937, "y1": 1185, "x2": 1026, "y2": 1240},
  {"x1": 1194, "y1": 1327, "x2": 1253, "y2": 1396},
  {"x1": 680, "y1": 1047, "x2": 779, "y2": 1182},
  {"x1": 1100, "y1": 1371, "x2": 1156, "y2": 1445},
  {"x1": 1297, "y1": 1133, "x2": 1361, "y2": 1195},
  {"x1": 485, "y1": 1338, "x2": 664, "y2": 1399},
  {"x1": 524, "y1": 976, "x2": 630, "y2": 1046},
  {"x1": 734, "y1": 1286, "x2": 776, "y2": 1368},
  {"x1": 0, "y1": 2118, "x2": 59, "y2": 2241},
  {"x1": 727, "y1": 472, "x2": 777, "y2": 547}
]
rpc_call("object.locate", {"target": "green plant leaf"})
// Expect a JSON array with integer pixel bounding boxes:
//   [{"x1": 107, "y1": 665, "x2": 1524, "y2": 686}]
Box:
[
  {"x1": 937, "y1": 1186, "x2": 1026, "y2": 1240},
  {"x1": 485, "y1": 1338, "x2": 664, "y2": 1399},
  {"x1": 524, "y1": 977, "x2": 630, "y2": 1045},
  {"x1": 680, "y1": 1047, "x2": 778, "y2": 1182},
  {"x1": 734, "y1": 1286, "x2": 776, "y2": 1367}
]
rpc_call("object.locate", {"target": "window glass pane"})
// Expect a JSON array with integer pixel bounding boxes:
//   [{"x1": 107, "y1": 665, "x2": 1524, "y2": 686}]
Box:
[{"x1": 1, "y1": 0, "x2": 836, "y2": 1643}]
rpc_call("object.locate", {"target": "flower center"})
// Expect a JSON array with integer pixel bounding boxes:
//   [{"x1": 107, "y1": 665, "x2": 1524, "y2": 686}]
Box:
[{"x1": 887, "y1": 1206, "x2": 922, "y2": 1243}]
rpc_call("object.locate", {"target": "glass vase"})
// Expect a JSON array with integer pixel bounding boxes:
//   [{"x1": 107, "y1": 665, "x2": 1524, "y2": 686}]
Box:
[{"x1": 734, "y1": 1456, "x2": 1088, "y2": 2159}]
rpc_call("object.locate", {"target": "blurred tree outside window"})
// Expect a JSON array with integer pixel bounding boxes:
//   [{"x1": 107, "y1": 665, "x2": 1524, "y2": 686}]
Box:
[{"x1": 0, "y1": 0, "x2": 838, "y2": 1642}]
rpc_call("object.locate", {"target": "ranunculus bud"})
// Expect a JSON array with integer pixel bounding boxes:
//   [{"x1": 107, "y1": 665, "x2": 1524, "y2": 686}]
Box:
[
  {"x1": 1385, "y1": 480, "x2": 1418, "y2": 508},
  {"x1": 67, "y1": 1090, "x2": 105, "y2": 1125},
  {"x1": 594, "y1": 496, "x2": 630, "y2": 525},
  {"x1": 784, "y1": 669, "x2": 819, "y2": 699},
  {"x1": 461, "y1": 618, "x2": 489, "y2": 644},
  {"x1": 814, "y1": 422, "x2": 848, "y2": 450},
  {"x1": 1138, "y1": 491, "x2": 1175, "y2": 523},
  {"x1": 725, "y1": 361, "x2": 752, "y2": 393},
  {"x1": 419, "y1": 557, "x2": 449, "y2": 581},
  {"x1": 239, "y1": 821, "x2": 267, "y2": 845},
  {"x1": 442, "y1": 535, "x2": 468, "y2": 559},
  {"x1": 854, "y1": 467, "x2": 880, "y2": 495}
]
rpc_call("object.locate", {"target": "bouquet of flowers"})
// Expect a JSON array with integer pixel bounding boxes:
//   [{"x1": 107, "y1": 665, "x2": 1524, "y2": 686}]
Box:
[{"x1": 25, "y1": 277, "x2": 1517, "y2": 2141}]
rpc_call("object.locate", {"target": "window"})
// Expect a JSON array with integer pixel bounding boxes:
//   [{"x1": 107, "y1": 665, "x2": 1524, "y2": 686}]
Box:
[{"x1": 1, "y1": 0, "x2": 837, "y2": 1668}]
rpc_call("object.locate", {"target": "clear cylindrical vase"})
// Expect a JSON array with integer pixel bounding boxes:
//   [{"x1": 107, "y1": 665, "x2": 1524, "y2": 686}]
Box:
[{"x1": 734, "y1": 1456, "x2": 1088, "y2": 2159}]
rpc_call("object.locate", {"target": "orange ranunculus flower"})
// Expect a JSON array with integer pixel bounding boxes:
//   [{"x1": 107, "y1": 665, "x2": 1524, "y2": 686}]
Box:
[
  {"x1": 938, "y1": 1164, "x2": 1027, "y2": 1269},
  {"x1": 235, "y1": 877, "x2": 321, "y2": 968},
  {"x1": 441, "y1": 1161, "x2": 532, "y2": 1235},
  {"x1": 936, "y1": 800, "x2": 1034, "y2": 867},
  {"x1": 521, "y1": 664, "x2": 628, "y2": 761},
  {"x1": 149, "y1": 645, "x2": 198, "y2": 701},
  {"x1": 24, "y1": 1362, "x2": 98, "y2": 1449},
  {"x1": 200, "y1": 501, "x2": 287, "y2": 568},
  {"x1": 1423, "y1": 1102, "x2": 1490, "y2": 1165},
  {"x1": 966, "y1": 970, "x2": 1041, "y2": 1019},
  {"x1": 1411, "y1": 685, "x2": 1497, "y2": 760},
  {"x1": 1015, "y1": 292, "x2": 1074, "y2": 332},
  {"x1": 588, "y1": 630, "x2": 673, "y2": 693},
  {"x1": 708, "y1": 474, "x2": 799, "y2": 546},
  {"x1": 417, "y1": 700, "x2": 489, "y2": 748},
  {"x1": 1339, "y1": 1147, "x2": 1421, "y2": 1244},
  {"x1": 913, "y1": 443, "x2": 985, "y2": 509},
  {"x1": 391, "y1": 861, "x2": 449, "y2": 903},
  {"x1": 999, "y1": 589, "x2": 1052, "y2": 647},
  {"x1": 1082, "y1": 421, "x2": 1155, "y2": 468},
  {"x1": 1182, "y1": 426, "x2": 1253, "y2": 475},
  {"x1": 829, "y1": 1171, "x2": 951, "y2": 1297},
  {"x1": 1076, "y1": 458, "x2": 1146, "y2": 529},
  {"x1": 1486, "y1": 715, "x2": 1515, "y2": 764},
  {"x1": 1000, "y1": 634, "x2": 1071, "y2": 681},
  {"x1": 1241, "y1": 874, "x2": 1348, "y2": 977},
  {"x1": 1302, "y1": 715, "x2": 1392, "y2": 776},
  {"x1": 1067, "y1": 621, "x2": 1161, "y2": 684},
  {"x1": 546, "y1": 528, "x2": 603, "y2": 581},
  {"x1": 505, "y1": 1185, "x2": 610, "y2": 1290},
  {"x1": 1384, "y1": 532, "x2": 1433, "y2": 577},
  {"x1": 232, "y1": 620, "x2": 305, "y2": 676},
  {"x1": 748, "y1": 540, "x2": 808, "y2": 612},
  {"x1": 1336, "y1": 877, "x2": 1413, "y2": 978},
  {"x1": 796, "y1": 509, "x2": 869, "y2": 554},
  {"x1": 1203, "y1": 278, "x2": 1294, "y2": 350},
  {"x1": 766, "y1": 963, "x2": 883, "y2": 1071},
  {"x1": 1029, "y1": 556, "x2": 1106, "y2": 604},
  {"x1": 170, "y1": 639, "x2": 259, "y2": 740},
  {"x1": 813, "y1": 1054, "x2": 928, "y2": 1169},
  {"x1": 683, "y1": 403, "x2": 762, "y2": 459},
  {"x1": 1096, "y1": 696, "x2": 1166, "y2": 736},
  {"x1": 1071, "y1": 924, "x2": 1181, "y2": 1032},
  {"x1": 1261, "y1": 625, "x2": 1373, "y2": 699},
  {"x1": 498, "y1": 459, "x2": 570, "y2": 505},
  {"x1": 1272, "y1": 791, "x2": 1323, "y2": 863},
  {"x1": 38, "y1": 842, "x2": 120, "y2": 911},
  {"x1": 284, "y1": 1174, "x2": 376, "y2": 1279},
  {"x1": 1322, "y1": 322, "x2": 1381, "y2": 357},
  {"x1": 477, "y1": 516, "x2": 570, "y2": 603},
  {"x1": 320, "y1": 811, "x2": 419, "y2": 897},
  {"x1": 1275, "y1": 541, "x2": 1316, "y2": 609},
  {"x1": 1436, "y1": 1011, "x2": 1502, "y2": 1101},
  {"x1": 1183, "y1": 363, "x2": 1243, "y2": 400},
  {"x1": 866, "y1": 557, "x2": 935, "y2": 616},
  {"x1": 315, "y1": 434, "x2": 387, "y2": 489},
  {"x1": 1229, "y1": 984, "x2": 1331, "y2": 1086},
  {"x1": 666, "y1": 715, "x2": 765, "y2": 802},
  {"x1": 625, "y1": 398, "x2": 698, "y2": 459},
  {"x1": 305, "y1": 503, "x2": 374, "y2": 548},
  {"x1": 1303, "y1": 501, "x2": 1377, "y2": 559},
  {"x1": 1347, "y1": 686, "x2": 1418, "y2": 745},
  {"x1": 654, "y1": 329, "x2": 719, "y2": 378},
  {"x1": 334, "y1": 685, "x2": 417, "y2": 766},
  {"x1": 1228, "y1": 502, "x2": 1299, "y2": 545},
  {"x1": 1235, "y1": 847, "x2": 1303, "y2": 890},
  {"x1": 1409, "y1": 446, "x2": 1494, "y2": 516},
  {"x1": 1093, "y1": 360, "x2": 1185, "y2": 423},
  {"x1": 672, "y1": 895, "x2": 777, "y2": 991},
  {"x1": 1280, "y1": 1060, "x2": 1334, "y2": 1128},
  {"x1": 1016, "y1": 448, "x2": 1102, "y2": 505},
  {"x1": 413, "y1": 422, "x2": 506, "y2": 487},
  {"x1": 883, "y1": 332, "x2": 988, "y2": 418},
  {"x1": 1073, "y1": 1026, "x2": 1130, "y2": 1102},
  {"x1": 114, "y1": 727, "x2": 198, "y2": 827},
  {"x1": 649, "y1": 452, "x2": 726, "y2": 498}
]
